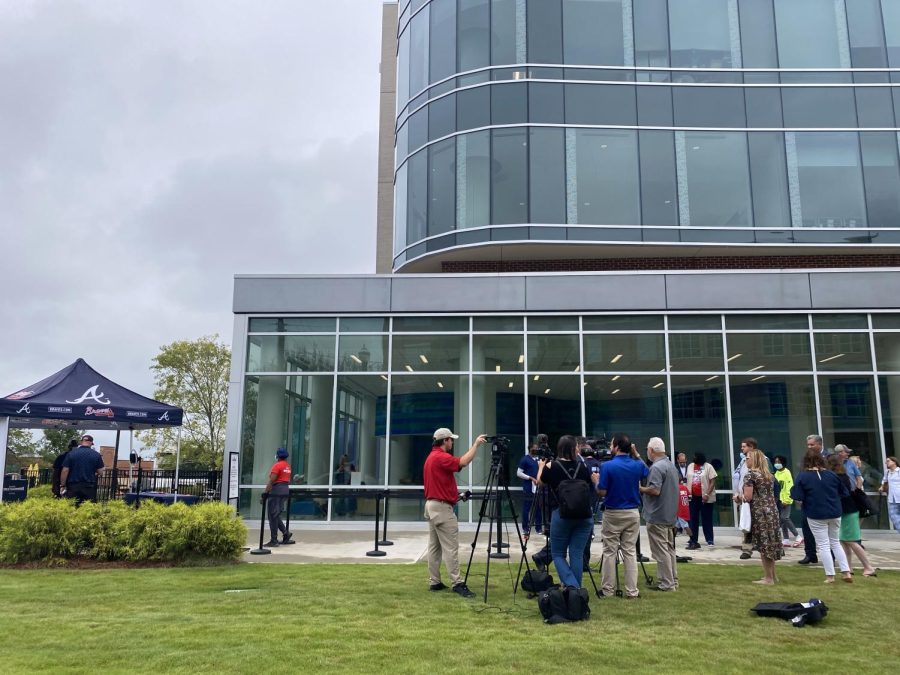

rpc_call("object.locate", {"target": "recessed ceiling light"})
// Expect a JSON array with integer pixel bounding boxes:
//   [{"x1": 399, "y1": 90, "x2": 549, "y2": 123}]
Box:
[
  {"x1": 751, "y1": 375, "x2": 766, "y2": 382},
  {"x1": 508, "y1": 381, "x2": 514, "y2": 388},
  {"x1": 749, "y1": 365, "x2": 765, "y2": 372},
  {"x1": 380, "y1": 375, "x2": 388, "y2": 381},
  {"x1": 611, "y1": 375, "x2": 620, "y2": 381},
  {"x1": 653, "y1": 382, "x2": 664, "y2": 389},
  {"x1": 611, "y1": 389, "x2": 620, "y2": 395},
  {"x1": 437, "y1": 381, "x2": 444, "y2": 388},
  {"x1": 518, "y1": 354, "x2": 524, "y2": 364},
  {"x1": 419, "y1": 354, "x2": 429, "y2": 364},
  {"x1": 544, "y1": 388, "x2": 551, "y2": 395},
  {"x1": 819, "y1": 353, "x2": 845, "y2": 363},
  {"x1": 574, "y1": 365, "x2": 581, "y2": 372},
  {"x1": 727, "y1": 353, "x2": 743, "y2": 362},
  {"x1": 692, "y1": 145, "x2": 700, "y2": 150},
  {"x1": 495, "y1": 364, "x2": 501, "y2": 372},
  {"x1": 610, "y1": 354, "x2": 623, "y2": 364},
  {"x1": 533, "y1": 375, "x2": 540, "y2": 381},
  {"x1": 349, "y1": 354, "x2": 362, "y2": 364},
  {"x1": 405, "y1": 364, "x2": 414, "y2": 372},
  {"x1": 705, "y1": 375, "x2": 718, "y2": 381}
]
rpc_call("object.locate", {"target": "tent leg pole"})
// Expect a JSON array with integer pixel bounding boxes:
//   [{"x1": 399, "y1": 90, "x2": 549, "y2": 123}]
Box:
[
  {"x1": 0, "y1": 417, "x2": 9, "y2": 503},
  {"x1": 173, "y1": 428, "x2": 182, "y2": 503}
]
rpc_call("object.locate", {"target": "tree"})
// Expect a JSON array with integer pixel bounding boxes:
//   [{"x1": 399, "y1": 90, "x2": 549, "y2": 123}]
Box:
[
  {"x1": 138, "y1": 335, "x2": 230, "y2": 470},
  {"x1": 5, "y1": 429, "x2": 41, "y2": 472},
  {"x1": 39, "y1": 428, "x2": 84, "y2": 464}
]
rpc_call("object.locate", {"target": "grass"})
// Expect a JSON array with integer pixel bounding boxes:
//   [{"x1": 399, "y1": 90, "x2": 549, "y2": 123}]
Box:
[{"x1": 0, "y1": 561, "x2": 897, "y2": 674}]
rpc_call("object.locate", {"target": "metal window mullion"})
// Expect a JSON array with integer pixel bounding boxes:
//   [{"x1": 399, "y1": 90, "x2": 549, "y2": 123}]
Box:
[
  {"x1": 721, "y1": 314, "x2": 737, "y2": 522},
  {"x1": 868, "y1": 313, "x2": 889, "y2": 482},
  {"x1": 467, "y1": 316, "x2": 474, "y2": 522},
  {"x1": 385, "y1": 319, "x2": 394, "y2": 488},
  {"x1": 524, "y1": 315, "x2": 531, "y2": 448},
  {"x1": 579, "y1": 315, "x2": 586, "y2": 437},
  {"x1": 809, "y1": 314, "x2": 824, "y2": 437},
  {"x1": 664, "y1": 315, "x2": 676, "y2": 462},
  {"x1": 327, "y1": 331, "x2": 340, "y2": 523}
]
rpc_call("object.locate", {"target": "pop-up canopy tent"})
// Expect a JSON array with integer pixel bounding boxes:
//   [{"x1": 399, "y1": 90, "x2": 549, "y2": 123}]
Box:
[{"x1": 0, "y1": 358, "x2": 184, "y2": 502}]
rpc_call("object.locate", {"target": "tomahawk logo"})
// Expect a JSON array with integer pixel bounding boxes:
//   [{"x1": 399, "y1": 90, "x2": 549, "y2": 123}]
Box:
[
  {"x1": 66, "y1": 385, "x2": 111, "y2": 406},
  {"x1": 16, "y1": 403, "x2": 31, "y2": 414},
  {"x1": 158, "y1": 411, "x2": 170, "y2": 422}
]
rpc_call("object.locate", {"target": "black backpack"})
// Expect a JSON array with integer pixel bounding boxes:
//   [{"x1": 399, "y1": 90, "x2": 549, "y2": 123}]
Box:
[
  {"x1": 555, "y1": 461, "x2": 592, "y2": 519},
  {"x1": 751, "y1": 599, "x2": 828, "y2": 628},
  {"x1": 538, "y1": 586, "x2": 590, "y2": 623},
  {"x1": 521, "y1": 569, "x2": 555, "y2": 595}
]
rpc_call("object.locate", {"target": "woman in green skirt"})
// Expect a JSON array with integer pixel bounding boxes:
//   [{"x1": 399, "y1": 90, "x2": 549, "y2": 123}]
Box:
[{"x1": 827, "y1": 455, "x2": 876, "y2": 577}]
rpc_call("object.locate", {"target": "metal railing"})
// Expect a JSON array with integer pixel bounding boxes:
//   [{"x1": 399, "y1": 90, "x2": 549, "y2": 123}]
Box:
[{"x1": 20, "y1": 467, "x2": 221, "y2": 502}]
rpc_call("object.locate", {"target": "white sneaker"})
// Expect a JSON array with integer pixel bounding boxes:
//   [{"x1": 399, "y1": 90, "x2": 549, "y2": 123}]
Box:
[{"x1": 782, "y1": 539, "x2": 791, "y2": 547}]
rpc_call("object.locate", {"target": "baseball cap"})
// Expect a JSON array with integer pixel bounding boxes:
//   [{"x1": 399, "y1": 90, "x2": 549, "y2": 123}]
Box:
[
  {"x1": 433, "y1": 427, "x2": 459, "y2": 442},
  {"x1": 276, "y1": 447, "x2": 289, "y2": 459},
  {"x1": 81, "y1": 434, "x2": 94, "y2": 442}
]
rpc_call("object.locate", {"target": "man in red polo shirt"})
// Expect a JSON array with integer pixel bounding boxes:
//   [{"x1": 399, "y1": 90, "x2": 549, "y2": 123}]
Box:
[{"x1": 424, "y1": 428, "x2": 487, "y2": 598}]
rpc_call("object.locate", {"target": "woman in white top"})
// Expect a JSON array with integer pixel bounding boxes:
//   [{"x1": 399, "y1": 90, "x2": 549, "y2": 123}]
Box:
[{"x1": 879, "y1": 456, "x2": 900, "y2": 534}]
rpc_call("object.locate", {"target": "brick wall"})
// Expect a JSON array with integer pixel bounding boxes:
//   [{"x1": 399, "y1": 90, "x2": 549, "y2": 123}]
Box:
[{"x1": 441, "y1": 254, "x2": 900, "y2": 274}]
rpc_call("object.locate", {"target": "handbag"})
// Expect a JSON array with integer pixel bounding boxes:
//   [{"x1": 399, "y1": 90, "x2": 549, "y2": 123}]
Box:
[
  {"x1": 739, "y1": 501, "x2": 752, "y2": 532},
  {"x1": 851, "y1": 488, "x2": 876, "y2": 519}
]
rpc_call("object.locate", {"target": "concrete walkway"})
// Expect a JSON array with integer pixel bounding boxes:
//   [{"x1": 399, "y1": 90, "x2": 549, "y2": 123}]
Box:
[{"x1": 244, "y1": 525, "x2": 900, "y2": 570}]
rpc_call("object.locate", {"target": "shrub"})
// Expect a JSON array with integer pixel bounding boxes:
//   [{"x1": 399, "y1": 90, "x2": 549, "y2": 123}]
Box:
[
  {"x1": 0, "y1": 499, "x2": 83, "y2": 564},
  {"x1": 27, "y1": 485, "x2": 55, "y2": 500},
  {"x1": 126, "y1": 502, "x2": 193, "y2": 561},
  {"x1": 187, "y1": 502, "x2": 247, "y2": 560},
  {"x1": 74, "y1": 501, "x2": 133, "y2": 561}
]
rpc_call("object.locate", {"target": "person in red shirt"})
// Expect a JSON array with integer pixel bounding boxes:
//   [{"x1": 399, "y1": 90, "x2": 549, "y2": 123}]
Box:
[
  {"x1": 424, "y1": 428, "x2": 487, "y2": 598},
  {"x1": 263, "y1": 447, "x2": 294, "y2": 547}
]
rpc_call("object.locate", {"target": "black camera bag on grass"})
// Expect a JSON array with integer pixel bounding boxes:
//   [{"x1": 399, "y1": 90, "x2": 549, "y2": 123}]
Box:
[
  {"x1": 522, "y1": 569, "x2": 555, "y2": 594},
  {"x1": 538, "y1": 586, "x2": 590, "y2": 623}
]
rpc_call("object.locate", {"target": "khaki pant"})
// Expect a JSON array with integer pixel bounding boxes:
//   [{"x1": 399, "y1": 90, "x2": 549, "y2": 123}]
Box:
[
  {"x1": 425, "y1": 500, "x2": 461, "y2": 586},
  {"x1": 600, "y1": 508, "x2": 641, "y2": 597},
  {"x1": 646, "y1": 522, "x2": 678, "y2": 590}
]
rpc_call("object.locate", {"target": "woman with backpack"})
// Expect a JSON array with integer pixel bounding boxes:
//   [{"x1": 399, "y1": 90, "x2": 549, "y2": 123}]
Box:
[{"x1": 536, "y1": 435, "x2": 595, "y2": 589}]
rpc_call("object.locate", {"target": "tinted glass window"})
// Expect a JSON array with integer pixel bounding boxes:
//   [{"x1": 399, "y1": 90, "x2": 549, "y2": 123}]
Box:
[
  {"x1": 528, "y1": 316, "x2": 579, "y2": 331},
  {"x1": 565, "y1": 84, "x2": 637, "y2": 125},
  {"x1": 790, "y1": 132, "x2": 867, "y2": 228},
  {"x1": 491, "y1": 0, "x2": 519, "y2": 65},
  {"x1": 408, "y1": 106, "x2": 428, "y2": 153},
  {"x1": 394, "y1": 163, "x2": 408, "y2": 254},
  {"x1": 530, "y1": 128, "x2": 566, "y2": 224},
  {"x1": 639, "y1": 130, "x2": 679, "y2": 226},
  {"x1": 529, "y1": 83, "x2": 565, "y2": 123},
  {"x1": 886, "y1": 1, "x2": 900, "y2": 67},
  {"x1": 409, "y1": 5, "x2": 430, "y2": 95},
  {"x1": 812, "y1": 314, "x2": 868, "y2": 329},
  {"x1": 528, "y1": 0, "x2": 563, "y2": 63},
  {"x1": 582, "y1": 315, "x2": 665, "y2": 331},
  {"x1": 491, "y1": 83, "x2": 527, "y2": 125},
  {"x1": 726, "y1": 314, "x2": 809, "y2": 330},
  {"x1": 407, "y1": 150, "x2": 427, "y2": 244},
  {"x1": 855, "y1": 88, "x2": 895, "y2": 127},
  {"x1": 428, "y1": 94, "x2": 455, "y2": 141},
  {"x1": 457, "y1": 131, "x2": 491, "y2": 228},
  {"x1": 458, "y1": 0, "x2": 490, "y2": 71},
  {"x1": 679, "y1": 132, "x2": 752, "y2": 227},
  {"x1": 249, "y1": 318, "x2": 337, "y2": 333},
  {"x1": 748, "y1": 132, "x2": 791, "y2": 229},
  {"x1": 775, "y1": 0, "x2": 849, "y2": 68},
  {"x1": 739, "y1": 0, "x2": 779, "y2": 68},
  {"x1": 860, "y1": 132, "x2": 900, "y2": 229},
  {"x1": 491, "y1": 128, "x2": 528, "y2": 224},
  {"x1": 397, "y1": 23, "x2": 410, "y2": 107},
  {"x1": 673, "y1": 87, "x2": 746, "y2": 127},
  {"x1": 782, "y1": 88, "x2": 858, "y2": 128},
  {"x1": 428, "y1": 139, "x2": 456, "y2": 237},
  {"x1": 669, "y1": 0, "x2": 738, "y2": 68},
  {"x1": 744, "y1": 88, "x2": 783, "y2": 128},
  {"x1": 393, "y1": 316, "x2": 469, "y2": 332},
  {"x1": 473, "y1": 316, "x2": 524, "y2": 331},
  {"x1": 457, "y1": 86, "x2": 490, "y2": 131},
  {"x1": 570, "y1": 129, "x2": 640, "y2": 225},
  {"x1": 847, "y1": 0, "x2": 888, "y2": 67},
  {"x1": 637, "y1": 85, "x2": 673, "y2": 126},
  {"x1": 633, "y1": 0, "x2": 669, "y2": 67},
  {"x1": 429, "y1": 0, "x2": 456, "y2": 83},
  {"x1": 563, "y1": 0, "x2": 627, "y2": 65},
  {"x1": 669, "y1": 315, "x2": 721, "y2": 330}
]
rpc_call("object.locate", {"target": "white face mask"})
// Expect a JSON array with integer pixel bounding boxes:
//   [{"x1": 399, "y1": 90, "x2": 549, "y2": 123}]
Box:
[
  {"x1": 739, "y1": 452, "x2": 746, "y2": 460},
  {"x1": 774, "y1": 463, "x2": 783, "y2": 470}
]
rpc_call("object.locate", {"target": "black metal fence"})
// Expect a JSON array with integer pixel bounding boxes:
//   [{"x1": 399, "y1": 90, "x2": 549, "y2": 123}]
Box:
[{"x1": 20, "y1": 467, "x2": 221, "y2": 501}]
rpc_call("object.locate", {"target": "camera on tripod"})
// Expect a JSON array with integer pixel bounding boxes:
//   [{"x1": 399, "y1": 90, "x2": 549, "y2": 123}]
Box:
[
  {"x1": 585, "y1": 434, "x2": 613, "y2": 461},
  {"x1": 484, "y1": 435, "x2": 510, "y2": 464}
]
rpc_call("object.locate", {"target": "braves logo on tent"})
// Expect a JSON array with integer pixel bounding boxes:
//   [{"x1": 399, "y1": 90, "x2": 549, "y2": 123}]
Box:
[
  {"x1": 158, "y1": 411, "x2": 170, "y2": 422},
  {"x1": 66, "y1": 385, "x2": 111, "y2": 406},
  {"x1": 16, "y1": 403, "x2": 31, "y2": 414}
]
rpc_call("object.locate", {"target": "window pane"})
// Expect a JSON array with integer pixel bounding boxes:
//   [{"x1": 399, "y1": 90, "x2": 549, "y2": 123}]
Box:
[
  {"x1": 241, "y1": 375, "x2": 335, "y2": 488},
  {"x1": 634, "y1": 0, "x2": 670, "y2": 67},
  {"x1": 249, "y1": 318, "x2": 336, "y2": 333},
  {"x1": 639, "y1": 130, "x2": 678, "y2": 226},
  {"x1": 583, "y1": 333, "x2": 666, "y2": 371},
  {"x1": 340, "y1": 318, "x2": 390, "y2": 332},
  {"x1": 673, "y1": 87, "x2": 746, "y2": 127},
  {"x1": 679, "y1": 132, "x2": 752, "y2": 227},
  {"x1": 456, "y1": 131, "x2": 491, "y2": 228},
  {"x1": 528, "y1": 374, "x2": 582, "y2": 448},
  {"x1": 745, "y1": 88, "x2": 783, "y2": 128},
  {"x1": 860, "y1": 132, "x2": 900, "y2": 228},
  {"x1": 471, "y1": 375, "x2": 524, "y2": 485},
  {"x1": 473, "y1": 316, "x2": 524, "y2": 331},
  {"x1": 669, "y1": 334, "x2": 724, "y2": 371},
  {"x1": 812, "y1": 314, "x2": 868, "y2": 330},
  {"x1": 874, "y1": 315, "x2": 900, "y2": 329},
  {"x1": 739, "y1": 0, "x2": 779, "y2": 68},
  {"x1": 669, "y1": 0, "x2": 738, "y2": 68},
  {"x1": 774, "y1": 0, "x2": 849, "y2": 68},
  {"x1": 528, "y1": 316, "x2": 579, "y2": 331},
  {"x1": 334, "y1": 376, "x2": 387, "y2": 492},
  {"x1": 491, "y1": 0, "x2": 519, "y2": 65},
  {"x1": 473, "y1": 334, "x2": 525, "y2": 371},
  {"x1": 880, "y1": 376, "x2": 900, "y2": 472},
  {"x1": 726, "y1": 314, "x2": 808, "y2": 330},
  {"x1": 458, "y1": 0, "x2": 490, "y2": 71},
  {"x1": 398, "y1": 23, "x2": 410, "y2": 108},
  {"x1": 637, "y1": 85, "x2": 673, "y2": 126},
  {"x1": 428, "y1": 94, "x2": 455, "y2": 141},
  {"x1": 875, "y1": 332, "x2": 900, "y2": 370},
  {"x1": 407, "y1": 150, "x2": 427, "y2": 244},
  {"x1": 583, "y1": 315, "x2": 665, "y2": 331},
  {"x1": 847, "y1": 0, "x2": 888, "y2": 67},
  {"x1": 491, "y1": 128, "x2": 528, "y2": 224},
  {"x1": 565, "y1": 84, "x2": 637, "y2": 125},
  {"x1": 430, "y1": 0, "x2": 456, "y2": 83},
  {"x1": 528, "y1": 82, "x2": 565, "y2": 123},
  {"x1": 427, "y1": 139, "x2": 456, "y2": 237},
  {"x1": 748, "y1": 132, "x2": 791, "y2": 229},
  {"x1": 409, "y1": 5, "x2": 430, "y2": 95},
  {"x1": 392, "y1": 334, "x2": 469, "y2": 372},
  {"x1": 782, "y1": 89, "x2": 857, "y2": 128},
  {"x1": 671, "y1": 376, "x2": 729, "y2": 478},
  {"x1": 669, "y1": 315, "x2": 721, "y2": 330},
  {"x1": 563, "y1": 0, "x2": 627, "y2": 65},
  {"x1": 729, "y1": 375, "x2": 816, "y2": 484},
  {"x1": 725, "y1": 333, "x2": 812, "y2": 372},
  {"x1": 885, "y1": 0, "x2": 900, "y2": 67},
  {"x1": 394, "y1": 164, "x2": 408, "y2": 256},
  {"x1": 815, "y1": 333, "x2": 872, "y2": 371},
  {"x1": 856, "y1": 88, "x2": 895, "y2": 127},
  {"x1": 491, "y1": 82, "x2": 527, "y2": 124},
  {"x1": 528, "y1": 0, "x2": 563, "y2": 63},
  {"x1": 584, "y1": 375, "x2": 669, "y2": 447},
  {"x1": 527, "y1": 334, "x2": 580, "y2": 371},
  {"x1": 408, "y1": 106, "x2": 428, "y2": 153},
  {"x1": 393, "y1": 316, "x2": 469, "y2": 331},
  {"x1": 338, "y1": 336, "x2": 389, "y2": 372},
  {"x1": 789, "y1": 132, "x2": 867, "y2": 228},
  {"x1": 529, "y1": 128, "x2": 566, "y2": 224},
  {"x1": 819, "y1": 375, "x2": 881, "y2": 469},
  {"x1": 571, "y1": 129, "x2": 640, "y2": 225},
  {"x1": 457, "y1": 86, "x2": 490, "y2": 130},
  {"x1": 247, "y1": 335, "x2": 336, "y2": 372}
]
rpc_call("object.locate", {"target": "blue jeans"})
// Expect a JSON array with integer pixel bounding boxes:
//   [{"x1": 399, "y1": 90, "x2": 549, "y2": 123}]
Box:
[
  {"x1": 549, "y1": 509, "x2": 593, "y2": 588},
  {"x1": 888, "y1": 502, "x2": 900, "y2": 533}
]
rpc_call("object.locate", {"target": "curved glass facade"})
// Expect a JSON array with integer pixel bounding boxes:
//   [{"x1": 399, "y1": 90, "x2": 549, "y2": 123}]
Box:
[{"x1": 392, "y1": 0, "x2": 900, "y2": 269}]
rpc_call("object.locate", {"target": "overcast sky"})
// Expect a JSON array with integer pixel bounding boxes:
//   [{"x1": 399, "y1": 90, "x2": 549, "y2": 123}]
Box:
[{"x1": 1, "y1": 1, "x2": 384, "y2": 452}]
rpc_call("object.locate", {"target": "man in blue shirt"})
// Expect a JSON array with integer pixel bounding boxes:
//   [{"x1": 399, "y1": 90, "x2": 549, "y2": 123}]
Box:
[
  {"x1": 516, "y1": 443, "x2": 541, "y2": 539},
  {"x1": 60, "y1": 434, "x2": 105, "y2": 505},
  {"x1": 596, "y1": 433, "x2": 649, "y2": 598},
  {"x1": 834, "y1": 444, "x2": 863, "y2": 490}
]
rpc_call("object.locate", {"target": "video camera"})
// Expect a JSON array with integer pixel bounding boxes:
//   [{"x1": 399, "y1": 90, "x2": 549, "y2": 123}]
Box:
[
  {"x1": 585, "y1": 434, "x2": 613, "y2": 461},
  {"x1": 484, "y1": 435, "x2": 510, "y2": 465}
]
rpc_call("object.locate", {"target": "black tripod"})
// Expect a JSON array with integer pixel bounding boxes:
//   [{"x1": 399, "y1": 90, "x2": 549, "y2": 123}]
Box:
[
  {"x1": 596, "y1": 536, "x2": 655, "y2": 597},
  {"x1": 463, "y1": 453, "x2": 530, "y2": 603}
]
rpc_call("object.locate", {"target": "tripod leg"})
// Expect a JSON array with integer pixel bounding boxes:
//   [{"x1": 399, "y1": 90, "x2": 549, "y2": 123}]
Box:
[{"x1": 463, "y1": 464, "x2": 496, "y2": 587}]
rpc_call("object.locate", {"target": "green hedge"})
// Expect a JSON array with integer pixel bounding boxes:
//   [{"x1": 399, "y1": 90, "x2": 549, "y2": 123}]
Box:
[{"x1": 0, "y1": 499, "x2": 247, "y2": 565}]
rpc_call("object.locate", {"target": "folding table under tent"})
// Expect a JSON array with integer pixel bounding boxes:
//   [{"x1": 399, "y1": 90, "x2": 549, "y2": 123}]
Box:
[{"x1": 0, "y1": 358, "x2": 184, "y2": 502}]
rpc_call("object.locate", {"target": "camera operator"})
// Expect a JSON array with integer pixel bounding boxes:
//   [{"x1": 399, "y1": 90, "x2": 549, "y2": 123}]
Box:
[
  {"x1": 423, "y1": 428, "x2": 487, "y2": 598},
  {"x1": 536, "y1": 435, "x2": 594, "y2": 589},
  {"x1": 639, "y1": 437, "x2": 680, "y2": 591},
  {"x1": 516, "y1": 443, "x2": 541, "y2": 540},
  {"x1": 597, "y1": 432, "x2": 650, "y2": 598}
]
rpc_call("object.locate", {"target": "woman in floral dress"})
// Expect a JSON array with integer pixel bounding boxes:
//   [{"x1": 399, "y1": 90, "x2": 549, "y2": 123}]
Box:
[{"x1": 742, "y1": 449, "x2": 784, "y2": 584}]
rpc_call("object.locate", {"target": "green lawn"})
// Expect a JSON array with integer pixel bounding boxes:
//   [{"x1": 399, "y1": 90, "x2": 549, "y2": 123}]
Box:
[{"x1": 0, "y1": 562, "x2": 897, "y2": 674}]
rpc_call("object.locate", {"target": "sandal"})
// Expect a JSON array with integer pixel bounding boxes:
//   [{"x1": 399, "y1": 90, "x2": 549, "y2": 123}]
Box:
[{"x1": 863, "y1": 571, "x2": 877, "y2": 578}]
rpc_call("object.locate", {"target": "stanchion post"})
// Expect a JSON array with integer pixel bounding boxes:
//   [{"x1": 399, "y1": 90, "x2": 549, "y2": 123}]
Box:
[
  {"x1": 366, "y1": 492, "x2": 386, "y2": 557},
  {"x1": 378, "y1": 493, "x2": 393, "y2": 546},
  {"x1": 250, "y1": 492, "x2": 272, "y2": 555}
]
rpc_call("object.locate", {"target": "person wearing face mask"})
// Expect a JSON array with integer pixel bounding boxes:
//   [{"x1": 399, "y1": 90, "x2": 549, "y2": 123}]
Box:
[
  {"x1": 676, "y1": 452, "x2": 688, "y2": 483},
  {"x1": 773, "y1": 455, "x2": 801, "y2": 547},
  {"x1": 733, "y1": 438, "x2": 756, "y2": 560}
]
